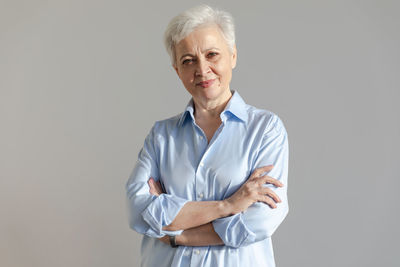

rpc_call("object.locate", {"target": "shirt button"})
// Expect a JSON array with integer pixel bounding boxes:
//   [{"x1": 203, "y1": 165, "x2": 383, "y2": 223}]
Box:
[
  {"x1": 200, "y1": 162, "x2": 204, "y2": 167},
  {"x1": 198, "y1": 193, "x2": 204, "y2": 199},
  {"x1": 194, "y1": 249, "x2": 200, "y2": 255},
  {"x1": 199, "y1": 136, "x2": 203, "y2": 140}
]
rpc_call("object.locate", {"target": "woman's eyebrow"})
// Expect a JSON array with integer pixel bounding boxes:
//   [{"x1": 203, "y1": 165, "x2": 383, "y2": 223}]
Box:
[
  {"x1": 179, "y1": 53, "x2": 195, "y2": 61},
  {"x1": 203, "y1": 47, "x2": 220, "y2": 52}
]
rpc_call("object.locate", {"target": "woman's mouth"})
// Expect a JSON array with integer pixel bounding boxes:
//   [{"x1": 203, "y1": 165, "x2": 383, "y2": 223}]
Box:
[{"x1": 196, "y1": 79, "x2": 216, "y2": 88}]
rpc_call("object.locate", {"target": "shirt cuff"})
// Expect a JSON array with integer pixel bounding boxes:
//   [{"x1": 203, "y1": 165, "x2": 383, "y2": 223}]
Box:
[
  {"x1": 212, "y1": 213, "x2": 256, "y2": 248},
  {"x1": 141, "y1": 194, "x2": 189, "y2": 237}
]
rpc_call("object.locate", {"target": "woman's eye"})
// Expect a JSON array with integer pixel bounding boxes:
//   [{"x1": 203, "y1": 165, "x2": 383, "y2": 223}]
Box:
[
  {"x1": 208, "y1": 52, "x2": 218, "y2": 57},
  {"x1": 182, "y1": 59, "x2": 193, "y2": 65}
]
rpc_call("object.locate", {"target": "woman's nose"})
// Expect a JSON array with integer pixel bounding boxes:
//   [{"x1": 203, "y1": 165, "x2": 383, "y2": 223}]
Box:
[{"x1": 195, "y1": 58, "x2": 210, "y2": 77}]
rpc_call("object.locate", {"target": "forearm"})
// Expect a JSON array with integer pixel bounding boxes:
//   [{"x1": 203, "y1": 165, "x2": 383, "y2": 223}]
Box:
[
  {"x1": 162, "y1": 200, "x2": 232, "y2": 231},
  {"x1": 213, "y1": 201, "x2": 288, "y2": 248},
  {"x1": 176, "y1": 223, "x2": 224, "y2": 247}
]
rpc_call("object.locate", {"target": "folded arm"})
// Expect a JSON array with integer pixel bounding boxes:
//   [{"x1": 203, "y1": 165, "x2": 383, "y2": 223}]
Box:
[
  {"x1": 126, "y1": 123, "x2": 277, "y2": 238},
  {"x1": 205, "y1": 115, "x2": 289, "y2": 248},
  {"x1": 159, "y1": 164, "x2": 281, "y2": 232},
  {"x1": 157, "y1": 115, "x2": 289, "y2": 248},
  {"x1": 126, "y1": 123, "x2": 190, "y2": 238},
  {"x1": 128, "y1": 115, "x2": 288, "y2": 248},
  {"x1": 150, "y1": 164, "x2": 285, "y2": 247}
]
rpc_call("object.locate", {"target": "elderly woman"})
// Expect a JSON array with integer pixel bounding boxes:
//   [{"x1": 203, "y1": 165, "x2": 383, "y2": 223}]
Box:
[{"x1": 126, "y1": 5, "x2": 289, "y2": 267}]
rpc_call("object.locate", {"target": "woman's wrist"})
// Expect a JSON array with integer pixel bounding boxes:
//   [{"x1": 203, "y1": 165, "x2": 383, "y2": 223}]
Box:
[
  {"x1": 175, "y1": 232, "x2": 186, "y2": 246},
  {"x1": 174, "y1": 223, "x2": 224, "y2": 247},
  {"x1": 220, "y1": 199, "x2": 234, "y2": 217}
]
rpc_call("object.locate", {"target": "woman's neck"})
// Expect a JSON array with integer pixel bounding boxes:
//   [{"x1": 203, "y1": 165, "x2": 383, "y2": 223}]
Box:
[{"x1": 193, "y1": 90, "x2": 232, "y2": 122}]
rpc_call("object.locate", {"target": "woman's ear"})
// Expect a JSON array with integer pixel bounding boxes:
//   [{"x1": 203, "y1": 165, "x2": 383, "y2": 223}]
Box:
[
  {"x1": 173, "y1": 64, "x2": 179, "y2": 75},
  {"x1": 231, "y1": 45, "x2": 237, "y2": 69}
]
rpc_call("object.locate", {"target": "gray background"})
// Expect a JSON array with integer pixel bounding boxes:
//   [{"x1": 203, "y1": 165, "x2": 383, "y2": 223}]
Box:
[{"x1": 1, "y1": 0, "x2": 399, "y2": 266}]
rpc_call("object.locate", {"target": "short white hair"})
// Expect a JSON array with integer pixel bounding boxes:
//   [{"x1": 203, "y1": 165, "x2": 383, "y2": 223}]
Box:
[{"x1": 164, "y1": 4, "x2": 236, "y2": 66}]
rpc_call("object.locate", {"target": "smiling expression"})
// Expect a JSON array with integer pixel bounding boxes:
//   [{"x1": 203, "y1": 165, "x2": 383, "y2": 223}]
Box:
[{"x1": 173, "y1": 25, "x2": 237, "y2": 107}]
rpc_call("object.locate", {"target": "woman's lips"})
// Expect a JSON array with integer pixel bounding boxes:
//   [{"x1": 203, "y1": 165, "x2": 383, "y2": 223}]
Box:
[{"x1": 196, "y1": 79, "x2": 215, "y2": 88}]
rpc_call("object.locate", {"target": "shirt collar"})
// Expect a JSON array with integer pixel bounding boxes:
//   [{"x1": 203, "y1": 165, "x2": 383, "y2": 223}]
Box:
[
  {"x1": 178, "y1": 90, "x2": 248, "y2": 127},
  {"x1": 178, "y1": 98, "x2": 195, "y2": 127}
]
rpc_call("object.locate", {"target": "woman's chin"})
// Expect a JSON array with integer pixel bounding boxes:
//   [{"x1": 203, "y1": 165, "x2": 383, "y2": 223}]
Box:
[{"x1": 197, "y1": 86, "x2": 228, "y2": 101}]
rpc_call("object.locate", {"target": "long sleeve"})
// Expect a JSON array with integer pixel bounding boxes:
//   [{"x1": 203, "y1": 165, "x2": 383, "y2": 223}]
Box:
[
  {"x1": 126, "y1": 123, "x2": 189, "y2": 238},
  {"x1": 212, "y1": 115, "x2": 289, "y2": 248}
]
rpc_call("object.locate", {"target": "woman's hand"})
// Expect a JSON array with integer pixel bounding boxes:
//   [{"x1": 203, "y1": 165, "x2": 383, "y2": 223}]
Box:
[
  {"x1": 148, "y1": 177, "x2": 165, "y2": 196},
  {"x1": 223, "y1": 165, "x2": 284, "y2": 215}
]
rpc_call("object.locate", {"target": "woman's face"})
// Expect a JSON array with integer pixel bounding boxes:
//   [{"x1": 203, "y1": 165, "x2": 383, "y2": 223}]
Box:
[{"x1": 173, "y1": 25, "x2": 237, "y2": 106}]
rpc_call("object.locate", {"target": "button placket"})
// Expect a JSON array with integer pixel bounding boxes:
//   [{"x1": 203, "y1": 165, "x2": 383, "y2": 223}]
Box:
[
  {"x1": 190, "y1": 247, "x2": 203, "y2": 266},
  {"x1": 193, "y1": 124, "x2": 208, "y2": 202}
]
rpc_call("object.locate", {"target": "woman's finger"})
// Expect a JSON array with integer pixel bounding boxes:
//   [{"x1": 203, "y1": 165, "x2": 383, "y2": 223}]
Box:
[
  {"x1": 154, "y1": 181, "x2": 163, "y2": 194},
  {"x1": 260, "y1": 187, "x2": 281, "y2": 203},
  {"x1": 259, "y1": 175, "x2": 284, "y2": 187},
  {"x1": 258, "y1": 195, "x2": 277, "y2": 209},
  {"x1": 148, "y1": 178, "x2": 158, "y2": 196},
  {"x1": 250, "y1": 165, "x2": 274, "y2": 179},
  {"x1": 148, "y1": 177, "x2": 163, "y2": 196}
]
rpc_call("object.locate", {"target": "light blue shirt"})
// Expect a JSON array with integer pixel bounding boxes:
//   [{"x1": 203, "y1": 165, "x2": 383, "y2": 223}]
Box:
[{"x1": 126, "y1": 91, "x2": 289, "y2": 267}]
